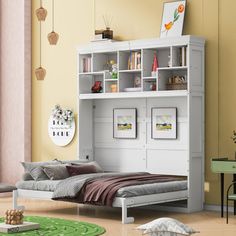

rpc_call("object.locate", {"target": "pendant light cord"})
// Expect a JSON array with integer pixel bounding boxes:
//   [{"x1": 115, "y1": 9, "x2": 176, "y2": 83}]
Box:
[
  {"x1": 39, "y1": 21, "x2": 42, "y2": 67},
  {"x1": 39, "y1": 0, "x2": 42, "y2": 66},
  {"x1": 52, "y1": 0, "x2": 54, "y2": 31},
  {"x1": 93, "y1": 0, "x2": 96, "y2": 33}
]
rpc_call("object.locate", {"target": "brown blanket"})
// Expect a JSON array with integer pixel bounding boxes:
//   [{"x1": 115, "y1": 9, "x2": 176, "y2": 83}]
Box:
[{"x1": 77, "y1": 173, "x2": 184, "y2": 206}]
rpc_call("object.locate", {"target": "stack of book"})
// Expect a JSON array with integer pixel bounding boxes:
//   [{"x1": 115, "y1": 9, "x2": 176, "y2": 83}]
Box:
[
  {"x1": 82, "y1": 57, "x2": 91, "y2": 73},
  {"x1": 94, "y1": 30, "x2": 104, "y2": 40},
  {"x1": 128, "y1": 51, "x2": 141, "y2": 70},
  {"x1": 0, "y1": 222, "x2": 40, "y2": 233}
]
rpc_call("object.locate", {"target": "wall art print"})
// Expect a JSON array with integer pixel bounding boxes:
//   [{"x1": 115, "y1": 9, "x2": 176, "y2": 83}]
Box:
[
  {"x1": 151, "y1": 107, "x2": 177, "y2": 139},
  {"x1": 113, "y1": 108, "x2": 137, "y2": 139},
  {"x1": 160, "y1": 0, "x2": 186, "y2": 38}
]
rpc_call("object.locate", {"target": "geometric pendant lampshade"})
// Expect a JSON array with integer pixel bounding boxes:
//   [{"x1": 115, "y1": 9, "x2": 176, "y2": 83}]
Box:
[
  {"x1": 48, "y1": 31, "x2": 59, "y2": 45},
  {"x1": 36, "y1": 0, "x2": 47, "y2": 21},
  {"x1": 36, "y1": 7, "x2": 47, "y2": 21},
  {"x1": 35, "y1": 66, "x2": 46, "y2": 80}
]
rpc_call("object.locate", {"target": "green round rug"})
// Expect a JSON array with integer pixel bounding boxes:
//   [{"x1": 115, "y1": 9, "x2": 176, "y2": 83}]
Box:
[{"x1": 0, "y1": 216, "x2": 105, "y2": 236}]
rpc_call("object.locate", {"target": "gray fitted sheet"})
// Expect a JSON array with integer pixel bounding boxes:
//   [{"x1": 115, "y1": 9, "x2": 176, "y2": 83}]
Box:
[{"x1": 16, "y1": 179, "x2": 187, "y2": 198}]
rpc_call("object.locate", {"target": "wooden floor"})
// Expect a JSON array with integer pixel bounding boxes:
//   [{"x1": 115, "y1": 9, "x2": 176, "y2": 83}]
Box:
[{"x1": 0, "y1": 197, "x2": 236, "y2": 236}]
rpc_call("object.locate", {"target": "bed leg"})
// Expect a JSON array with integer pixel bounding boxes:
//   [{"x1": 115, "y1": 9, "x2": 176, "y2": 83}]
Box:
[
  {"x1": 13, "y1": 190, "x2": 25, "y2": 210},
  {"x1": 121, "y1": 199, "x2": 134, "y2": 224}
]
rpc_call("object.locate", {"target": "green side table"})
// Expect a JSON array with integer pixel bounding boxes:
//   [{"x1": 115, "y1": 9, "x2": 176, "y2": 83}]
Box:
[{"x1": 211, "y1": 158, "x2": 236, "y2": 218}]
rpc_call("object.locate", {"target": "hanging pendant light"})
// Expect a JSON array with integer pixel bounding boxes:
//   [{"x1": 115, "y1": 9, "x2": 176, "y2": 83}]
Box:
[
  {"x1": 48, "y1": 0, "x2": 59, "y2": 45},
  {"x1": 35, "y1": 21, "x2": 46, "y2": 80},
  {"x1": 36, "y1": 0, "x2": 47, "y2": 21}
]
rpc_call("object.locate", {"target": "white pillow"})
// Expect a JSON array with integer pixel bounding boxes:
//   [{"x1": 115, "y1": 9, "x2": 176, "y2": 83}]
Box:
[{"x1": 137, "y1": 217, "x2": 198, "y2": 236}]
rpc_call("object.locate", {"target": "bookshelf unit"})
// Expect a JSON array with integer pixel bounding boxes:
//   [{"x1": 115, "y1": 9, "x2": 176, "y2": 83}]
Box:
[
  {"x1": 77, "y1": 35, "x2": 205, "y2": 213},
  {"x1": 77, "y1": 36, "x2": 201, "y2": 99}
]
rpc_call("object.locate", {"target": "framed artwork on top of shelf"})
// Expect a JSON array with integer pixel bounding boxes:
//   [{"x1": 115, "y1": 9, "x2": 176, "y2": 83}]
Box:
[
  {"x1": 151, "y1": 107, "x2": 177, "y2": 139},
  {"x1": 113, "y1": 108, "x2": 137, "y2": 139},
  {"x1": 160, "y1": 0, "x2": 186, "y2": 38}
]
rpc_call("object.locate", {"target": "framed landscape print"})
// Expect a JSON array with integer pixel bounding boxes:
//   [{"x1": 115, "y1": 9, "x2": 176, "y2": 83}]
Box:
[
  {"x1": 113, "y1": 108, "x2": 137, "y2": 139},
  {"x1": 151, "y1": 107, "x2": 177, "y2": 139},
  {"x1": 160, "y1": 0, "x2": 186, "y2": 38}
]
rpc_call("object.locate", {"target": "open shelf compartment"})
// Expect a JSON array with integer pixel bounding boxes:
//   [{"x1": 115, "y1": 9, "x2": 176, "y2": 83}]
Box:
[
  {"x1": 143, "y1": 77, "x2": 157, "y2": 92},
  {"x1": 79, "y1": 73, "x2": 104, "y2": 94},
  {"x1": 105, "y1": 80, "x2": 118, "y2": 93},
  {"x1": 171, "y1": 45, "x2": 188, "y2": 67},
  {"x1": 119, "y1": 71, "x2": 142, "y2": 92},
  {"x1": 79, "y1": 54, "x2": 92, "y2": 73},
  {"x1": 157, "y1": 68, "x2": 188, "y2": 91},
  {"x1": 143, "y1": 47, "x2": 170, "y2": 77},
  {"x1": 93, "y1": 51, "x2": 118, "y2": 72},
  {"x1": 119, "y1": 50, "x2": 142, "y2": 71}
]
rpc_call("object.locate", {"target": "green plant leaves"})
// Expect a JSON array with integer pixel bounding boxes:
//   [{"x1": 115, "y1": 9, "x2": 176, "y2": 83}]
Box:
[
  {"x1": 174, "y1": 9, "x2": 178, "y2": 18},
  {"x1": 174, "y1": 14, "x2": 180, "y2": 22}
]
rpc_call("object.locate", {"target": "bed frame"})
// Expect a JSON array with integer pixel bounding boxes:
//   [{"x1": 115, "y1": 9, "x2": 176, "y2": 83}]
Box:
[
  {"x1": 77, "y1": 36, "x2": 205, "y2": 218},
  {"x1": 12, "y1": 36, "x2": 204, "y2": 224},
  {"x1": 13, "y1": 189, "x2": 188, "y2": 224}
]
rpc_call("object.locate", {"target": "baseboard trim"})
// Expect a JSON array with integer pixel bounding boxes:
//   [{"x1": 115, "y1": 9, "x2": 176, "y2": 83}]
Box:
[
  {"x1": 204, "y1": 204, "x2": 234, "y2": 213},
  {"x1": 142, "y1": 205, "x2": 189, "y2": 213}
]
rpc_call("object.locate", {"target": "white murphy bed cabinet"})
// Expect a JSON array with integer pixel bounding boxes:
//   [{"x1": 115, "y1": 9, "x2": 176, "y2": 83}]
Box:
[{"x1": 77, "y1": 35, "x2": 205, "y2": 213}]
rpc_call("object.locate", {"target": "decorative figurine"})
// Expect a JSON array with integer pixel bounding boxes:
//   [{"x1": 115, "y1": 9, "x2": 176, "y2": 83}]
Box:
[
  {"x1": 151, "y1": 52, "x2": 159, "y2": 77},
  {"x1": 134, "y1": 75, "x2": 141, "y2": 88},
  {"x1": 91, "y1": 81, "x2": 102, "y2": 93},
  {"x1": 110, "y1": 84, "x2": 117, "y2": 93},
  {"x1": 111, "y1": 63, "x2": 118, "y2": 79}
]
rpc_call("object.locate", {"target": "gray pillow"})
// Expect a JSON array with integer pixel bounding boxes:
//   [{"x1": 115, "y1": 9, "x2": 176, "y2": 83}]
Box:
[
  {"x1": 21, "y1": 161, "x2": 58, "y2": 181},
  {"x1": 43, "y1": 164, "x2": 69, "y2": 180},
  {"x1": 22, "y1": 172, "x2": 34, "y2": 181},
  {"x1": 72, "y1": 161, "x2": 103, "y2": 173},
  {"x1": 59, "y1": 159, "x2": 89, "y2": 165},
  {"x1": 137, "y1": 217, "x2": 198, "y2": 236}
]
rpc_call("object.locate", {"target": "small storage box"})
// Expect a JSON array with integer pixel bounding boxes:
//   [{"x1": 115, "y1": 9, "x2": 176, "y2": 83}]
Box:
[{"x1": 166, "y1": 82, "x2": 187, "y2": 90}]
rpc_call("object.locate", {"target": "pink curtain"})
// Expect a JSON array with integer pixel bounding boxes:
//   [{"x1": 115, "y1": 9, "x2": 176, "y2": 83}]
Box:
[{"x1": 0, "y1": 0, "x2": 31, "y2": 184}]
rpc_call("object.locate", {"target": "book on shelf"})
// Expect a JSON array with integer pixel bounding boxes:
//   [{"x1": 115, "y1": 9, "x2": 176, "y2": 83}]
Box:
[
  {"x1": 90, "y1": 39, "x2": 117, "y2": 43},
  {"x1": 128, "y1": 51, "x2": 141, "y2": 70},
  {"x1": 180, "y1": 46, "x2": 187, "y2": 66},
  {"x1": 82, "y1": 57, "x2": 91, "y2": 73},
  {"x1": 94, "y1": 34, "x2": 103, "y2": 40},
  {"x1": 172, "y1": 46, "x2": 187, "y2": 67}
]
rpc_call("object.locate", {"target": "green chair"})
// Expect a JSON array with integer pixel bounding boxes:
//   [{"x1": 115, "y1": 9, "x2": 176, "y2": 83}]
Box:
[{"x1": 226, "y1": 181, "x2": 236, "y2": 223}]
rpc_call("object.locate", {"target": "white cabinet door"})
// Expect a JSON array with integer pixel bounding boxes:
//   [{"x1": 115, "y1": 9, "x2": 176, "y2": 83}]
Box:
[{"x1": 147, "y1": 150, "x2": 188, "y2": 175}]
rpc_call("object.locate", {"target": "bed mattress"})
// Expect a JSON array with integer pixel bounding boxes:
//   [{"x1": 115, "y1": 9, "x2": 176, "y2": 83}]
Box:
[
  {"x1": 16, "y1": 180, "x2": 60, "y2": 192},
  {"x1": 116, "y1": 180, "x2": 187, "y2": 197},
  {"x1": 16, "y1": 179, "x2": 187, "y2": 198}
]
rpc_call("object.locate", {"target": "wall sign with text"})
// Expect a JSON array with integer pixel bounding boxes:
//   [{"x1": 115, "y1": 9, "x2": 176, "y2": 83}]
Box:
[{"x1": 48, "y1": 115, "x2": 75, "y2": 146}]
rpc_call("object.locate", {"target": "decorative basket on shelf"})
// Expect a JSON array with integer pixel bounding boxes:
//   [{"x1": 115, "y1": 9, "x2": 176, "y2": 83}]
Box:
[{"x1": 166, "y1": 82, "x2": 187, "y2": 90}]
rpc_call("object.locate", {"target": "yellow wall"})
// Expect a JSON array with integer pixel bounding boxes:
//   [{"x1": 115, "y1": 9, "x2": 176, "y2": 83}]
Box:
[{"x1": 32, "y1": 0, "x2": 236, "y2": 205}]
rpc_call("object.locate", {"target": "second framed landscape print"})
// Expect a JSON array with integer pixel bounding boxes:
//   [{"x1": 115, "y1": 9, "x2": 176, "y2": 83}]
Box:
[{"x1": 151, "y1": 107, "x2": 177, "y2": 139}]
